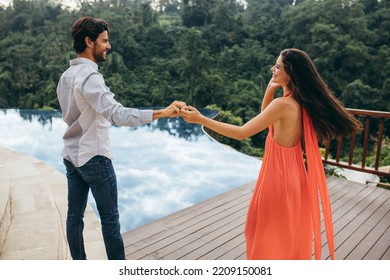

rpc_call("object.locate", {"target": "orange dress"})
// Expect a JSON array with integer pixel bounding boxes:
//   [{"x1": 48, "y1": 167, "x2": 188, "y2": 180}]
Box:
[{"x1": 245, "y1": 106, "x2": 335, "y2": 260}]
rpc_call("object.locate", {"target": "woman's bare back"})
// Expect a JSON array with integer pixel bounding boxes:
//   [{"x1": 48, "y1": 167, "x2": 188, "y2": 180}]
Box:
[{"x1": 272, "y1": 96, "x2": 302, "y2": 147}]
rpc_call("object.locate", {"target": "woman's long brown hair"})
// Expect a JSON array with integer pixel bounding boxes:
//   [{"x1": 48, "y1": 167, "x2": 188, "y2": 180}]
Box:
[{"x1": 281, "y1": 48, "x2": 362, "y2": 141}]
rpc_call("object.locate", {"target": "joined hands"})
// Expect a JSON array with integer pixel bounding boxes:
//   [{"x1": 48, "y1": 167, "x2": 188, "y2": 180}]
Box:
[{"x1": 163, "y1": 101, "x2": 203, "y2": 124}]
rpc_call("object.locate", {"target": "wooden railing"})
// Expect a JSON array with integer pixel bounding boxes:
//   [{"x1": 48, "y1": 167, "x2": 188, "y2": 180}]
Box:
[{"x1": 322, "y1": 109, "x2": 390, "y2": 177}]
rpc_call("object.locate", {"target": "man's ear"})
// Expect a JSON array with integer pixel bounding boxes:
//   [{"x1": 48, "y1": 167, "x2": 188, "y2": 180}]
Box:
[{"x1": 85, "y1": 36, "x2": 94, "y2": 48}]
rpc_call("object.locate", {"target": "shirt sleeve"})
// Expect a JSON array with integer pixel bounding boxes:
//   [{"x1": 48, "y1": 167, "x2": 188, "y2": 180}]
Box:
[{"x1": 83, "y1": 72, "x2": 153, "y2": 126}]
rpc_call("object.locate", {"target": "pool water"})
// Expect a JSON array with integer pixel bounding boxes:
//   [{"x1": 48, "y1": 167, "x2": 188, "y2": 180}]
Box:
[{"x1": 0, "y1": 109, "x2": 262, "y2": 232}]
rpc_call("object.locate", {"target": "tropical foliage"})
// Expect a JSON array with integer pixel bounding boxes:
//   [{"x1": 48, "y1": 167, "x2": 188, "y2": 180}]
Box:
[{"x1": 0, "y1": 0, "x2": 389, "y2": 168}]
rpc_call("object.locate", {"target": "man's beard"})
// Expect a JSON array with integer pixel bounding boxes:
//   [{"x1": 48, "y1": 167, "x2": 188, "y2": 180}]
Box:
[{"x1": 93, "y1": 46, "x2": 106, "y2": 63}]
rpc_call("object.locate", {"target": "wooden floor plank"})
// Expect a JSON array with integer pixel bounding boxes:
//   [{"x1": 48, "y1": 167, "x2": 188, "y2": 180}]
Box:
[
  {"x1": 381, "y1": 244, "x2": 390, "y2": 260},
  {"x1": 321, "y1": 185, "x2": 386, "y2": 259},
  {"x1": 346, "y1": 201, "x2": 390, "y2": 260},
  {"x1": 363, "y1": 224, "x2": 390, "y2": 260},
  {"x1": 125, "y1": 188, "x2": 252, "y2": 259},
  {"x1": 334, "y1": 195, "x2": 389, "y2": 259},
  {"x1": 123, "y1": 181, "x2": 253, "y2": 248},
  {"x1": 123, "y1": 177, "x2": 390, "y2": 260},
  {"x1": 218, "y1": 241, "x2": 246, "y2": 260},
  {"x1": 165, "y1": 208, "x2": 247, "y2": 260},
  {"x1": 199, "y1": 227, "x2": 244, "y2": 260},
  {"x1": 177, "y1": 223, "x2": 245, "y2": 260},
  {"x1": 123, "y1": 187, "x2": 251, "y2": 250}
]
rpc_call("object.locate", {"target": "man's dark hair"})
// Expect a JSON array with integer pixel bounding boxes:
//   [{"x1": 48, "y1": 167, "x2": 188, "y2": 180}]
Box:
[{"x1": 71, "y1": 17, "x2": 109, "y2": 53}]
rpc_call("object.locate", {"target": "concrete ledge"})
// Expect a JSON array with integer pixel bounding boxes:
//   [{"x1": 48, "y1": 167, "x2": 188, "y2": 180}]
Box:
[
  {"x1": 0, "y1": 148, "x2": 106, "y2": 260},
  {"x1": 0, "y1": 162, "x2": 11, "y2": 250}
]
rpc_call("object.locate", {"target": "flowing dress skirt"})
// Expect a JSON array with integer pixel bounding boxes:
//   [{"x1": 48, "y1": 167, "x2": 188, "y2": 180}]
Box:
[{"x1": 245, "y1": 127, "x2": 312, "y2": 259}]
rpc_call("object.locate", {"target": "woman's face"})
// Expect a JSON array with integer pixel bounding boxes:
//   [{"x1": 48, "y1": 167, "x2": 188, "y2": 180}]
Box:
[{"x1": 271, "y1": 55, "x2": 290, "y2": 86}]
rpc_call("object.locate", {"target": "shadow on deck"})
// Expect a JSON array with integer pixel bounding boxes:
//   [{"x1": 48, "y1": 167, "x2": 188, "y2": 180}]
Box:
[{"x1": 123, "y1": 176, "x2": 390, "y2": 260}]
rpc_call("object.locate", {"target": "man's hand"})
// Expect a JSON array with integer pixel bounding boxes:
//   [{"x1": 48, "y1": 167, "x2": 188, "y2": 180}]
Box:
[{"x1": 153, "y1": 100, "x2": 187, "y2": 120}]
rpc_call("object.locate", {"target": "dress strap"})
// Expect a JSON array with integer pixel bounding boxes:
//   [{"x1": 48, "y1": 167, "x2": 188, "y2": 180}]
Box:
[{"x1": 302, "y1": 109, "x2": 335, "y2": 260}]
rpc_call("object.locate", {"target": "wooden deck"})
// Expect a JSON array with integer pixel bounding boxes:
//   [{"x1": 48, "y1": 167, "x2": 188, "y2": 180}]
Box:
[{"x1": 122, "y1": 176, "x2": 390, "y2": 260}]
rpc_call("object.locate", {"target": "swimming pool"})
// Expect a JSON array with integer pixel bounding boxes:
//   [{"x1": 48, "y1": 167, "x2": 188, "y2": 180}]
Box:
[{"x1": 0, "y1": 109, "x2": 262, "y2": 232}]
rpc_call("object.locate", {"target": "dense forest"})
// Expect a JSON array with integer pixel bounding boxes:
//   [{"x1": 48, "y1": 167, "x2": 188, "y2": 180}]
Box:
[{"x1": 0, "y1": 0, "x2": 389, "y2": 174}]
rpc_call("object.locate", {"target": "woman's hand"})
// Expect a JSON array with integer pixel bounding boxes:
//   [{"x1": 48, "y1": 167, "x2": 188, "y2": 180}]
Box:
[
  {"x1": 261, "y1": 78, "x2": 282, "y2": 112},
  {"x1": 180, "y1": 106, "x2": 203, "y2": 124},
  {"x1": 267, "y1": 79, "x2": 282, "y2": 92}
]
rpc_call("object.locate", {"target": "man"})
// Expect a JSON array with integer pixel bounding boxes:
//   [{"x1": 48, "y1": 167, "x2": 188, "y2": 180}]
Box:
[{"x1": 57, "y1": 16, "x2": 185, "y2": 260}]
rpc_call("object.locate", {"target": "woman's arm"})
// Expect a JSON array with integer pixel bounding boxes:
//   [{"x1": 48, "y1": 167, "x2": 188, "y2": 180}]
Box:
[
  {"x1": 181, "y1": 98, "x2": 288, "y2": 140},
  {"x1": 261, "y1": 80, "x2": 281, "y2": 112}
]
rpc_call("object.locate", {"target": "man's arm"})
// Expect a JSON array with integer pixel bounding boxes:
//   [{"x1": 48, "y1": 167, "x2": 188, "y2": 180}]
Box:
[{"x1": 83, "y1": 73, "x2": 186, "y2": 125}]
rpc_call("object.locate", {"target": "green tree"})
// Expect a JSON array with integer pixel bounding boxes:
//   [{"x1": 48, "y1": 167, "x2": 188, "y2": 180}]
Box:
[
  {"x1": 178, "y1": 28, "x2": 211, "y2": 106},
  {"x1": 0, "y1": 0, "x2": 389, "y2": 158}
]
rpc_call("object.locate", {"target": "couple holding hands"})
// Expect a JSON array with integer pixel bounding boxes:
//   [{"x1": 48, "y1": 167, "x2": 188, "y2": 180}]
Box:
[{"x1": 58, "y1": 17, "x2": 361, "y2": 260}]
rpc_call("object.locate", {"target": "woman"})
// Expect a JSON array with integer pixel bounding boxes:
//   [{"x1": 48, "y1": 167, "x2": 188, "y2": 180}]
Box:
[{"x1": 181, "y1": 48, "x2": 361, "y2": 260}]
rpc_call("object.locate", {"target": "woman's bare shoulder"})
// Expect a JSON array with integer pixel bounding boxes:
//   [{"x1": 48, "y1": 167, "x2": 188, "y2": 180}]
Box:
[{"x1": 269, "y1": 96, "x2": 296, "y2": 111}]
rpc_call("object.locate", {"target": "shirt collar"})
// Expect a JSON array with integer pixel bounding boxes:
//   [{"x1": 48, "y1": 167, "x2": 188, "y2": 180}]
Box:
[{"x1": 70, "y1": 57, "x2": 98, "y2": 70}]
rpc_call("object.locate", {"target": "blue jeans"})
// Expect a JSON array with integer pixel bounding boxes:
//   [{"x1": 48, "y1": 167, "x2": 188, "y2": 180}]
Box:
[{"x1": 63, "y1": 156, "x2": 125, "y2": 260}]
